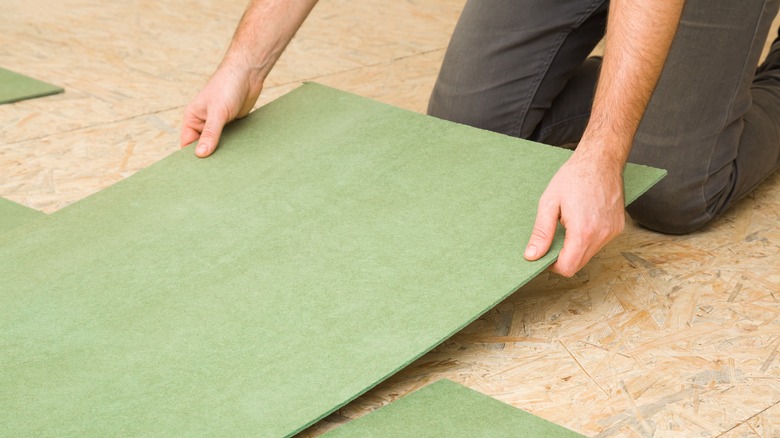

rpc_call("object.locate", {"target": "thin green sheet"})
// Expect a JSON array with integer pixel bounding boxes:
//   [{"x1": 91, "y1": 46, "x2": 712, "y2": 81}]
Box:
[
  {"x1": 0, "y1": 83, "x2": 665, "y2": 437},
  {"x1": 0, "y1": 67, "x2": 63, "y2": 104},
  {"x1": 0, "y1": 197, "x2": 44, "y2": 234},
  {"x1": 324, "y1": 380, "x2": 585, "y2": 437}
]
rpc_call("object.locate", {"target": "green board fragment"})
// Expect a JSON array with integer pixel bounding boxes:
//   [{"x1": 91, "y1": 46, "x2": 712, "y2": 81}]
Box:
[
  {"x1": 0, "y1": 197, "x2": 44, "y2": 234},
  {"x1": 323, "y1": 379, "x2": 586, "y2": 437},
  {"x1": 0, "y1": 67, "x2": 64, "y2": 104},
  {"x1": 0, "y1": 83, "x2": 665, "y2": 437}
]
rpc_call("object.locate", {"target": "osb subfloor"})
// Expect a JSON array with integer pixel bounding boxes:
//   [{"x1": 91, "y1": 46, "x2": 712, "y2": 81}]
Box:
[{"x1": 2, "y1": 1, "x2": 779, "y2": 437}]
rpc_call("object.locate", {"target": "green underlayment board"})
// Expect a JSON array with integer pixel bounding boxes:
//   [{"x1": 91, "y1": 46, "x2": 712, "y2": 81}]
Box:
[
  {"x1": 0, "y1": 197, "x2": 44, "y2": 234},
  {"x1": 324, "y1": 379, "x2": 585, "y2": 437},
  {"x1": 0, "y1": 67, "x2": 64, "y2": 104},
  {"x1": 0, "y1": 83, "x2": 665, "y2": 437}
]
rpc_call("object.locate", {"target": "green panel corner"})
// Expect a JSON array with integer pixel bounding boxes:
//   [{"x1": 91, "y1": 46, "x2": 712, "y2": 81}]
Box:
[
  {"x1": 0, "y1": 198, "x2": 44, "y2": 234},
  {"x1": 0, "y1": 67, "x2": 64, "y2": 104},
  {"x1": 324, "y1": 380, "x2": 586, "y2": 437}
]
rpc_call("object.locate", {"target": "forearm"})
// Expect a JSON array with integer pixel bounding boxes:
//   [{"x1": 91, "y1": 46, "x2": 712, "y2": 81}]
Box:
[
  {"x1": 221, "y1": 0, "x2": 319, "y2": 83},
  {"x1": 579, "y1": 0, "x2": 684, "y2": 166}
]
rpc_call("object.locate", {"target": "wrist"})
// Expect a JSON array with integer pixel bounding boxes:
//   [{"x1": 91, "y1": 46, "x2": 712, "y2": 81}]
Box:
[
  {"x1": 572, "y1": 139, "x2": 628, "y2": 178},
  {"x1": 218, "y1": 54, "x2": 268, "y2": 87}
]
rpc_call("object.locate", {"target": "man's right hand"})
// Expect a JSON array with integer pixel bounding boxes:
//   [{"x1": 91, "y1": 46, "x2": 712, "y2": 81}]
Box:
[
  {"x1": 181, "y1": 64, "x2": 264, "y2": 158},
  {"x1": 180, "y1": 0, "x2": 319, "y2": 157}
]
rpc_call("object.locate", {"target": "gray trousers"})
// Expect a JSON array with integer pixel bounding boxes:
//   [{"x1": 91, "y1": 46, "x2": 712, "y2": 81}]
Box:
[{"x1": 428, "y1": 0, "x2": 780, "y2": 234}]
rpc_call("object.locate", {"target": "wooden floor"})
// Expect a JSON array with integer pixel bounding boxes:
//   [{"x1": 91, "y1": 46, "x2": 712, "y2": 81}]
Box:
[{"x1": 2, "y1": 1, "x2": 779, "y2": 436}]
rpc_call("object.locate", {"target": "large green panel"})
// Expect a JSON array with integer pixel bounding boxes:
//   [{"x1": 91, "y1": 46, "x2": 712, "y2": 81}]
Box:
[
  {"x1": 0, "y1": 197, "x2": 44, "y2": 234},
  {"x1": 0, "y1": 67, "x2": 63, "y2": 104},
  {"x1": 324, "y1": 379, "x2": 585, "y2": 437},
  {"x1": 0, "y1": 83, "x2": 665, "y2": 437}
]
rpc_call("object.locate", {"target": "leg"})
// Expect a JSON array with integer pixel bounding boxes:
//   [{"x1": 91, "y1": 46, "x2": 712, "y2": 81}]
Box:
[
  {"x1": 627, "y1": 0, "x2": 780, "y2": 233},
  {"x1": 428, "y1": 0, "x2": 608, "y2": 140},
  {"x1": 532, "y1": 56, "x2": 602, "y2": 146}
]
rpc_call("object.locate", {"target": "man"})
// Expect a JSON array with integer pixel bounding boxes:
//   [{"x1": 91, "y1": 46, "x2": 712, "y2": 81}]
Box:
[{"x1": 181, "y1": 0, "x2": 780, "y2": 277}]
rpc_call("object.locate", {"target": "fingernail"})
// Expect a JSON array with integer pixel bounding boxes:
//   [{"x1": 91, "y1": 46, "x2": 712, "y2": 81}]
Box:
[
  {"x1": 196, "y1": 144, "x2": 208, "y2": 155},
  {"x1": 525, "y1": 245, "x2": 537, "y2": 258}
]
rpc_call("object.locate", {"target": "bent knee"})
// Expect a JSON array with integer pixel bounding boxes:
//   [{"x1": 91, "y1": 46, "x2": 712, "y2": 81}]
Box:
[{"x1": 626, "y1": 187, "x2": 712, "y2": 235}]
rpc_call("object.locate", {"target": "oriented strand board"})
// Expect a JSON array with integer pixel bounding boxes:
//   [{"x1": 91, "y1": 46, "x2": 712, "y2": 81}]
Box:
[
  {"x1": 0, "y1": 83, "x2": 664, "y2": 437},
  {"x1": 3, "y1": 1, "x2": 778, "y2": 435},
  {"x1": 0, "y1": 67, "x2": 63, "y2": 104},
  {"x1": 0, "y1": 198, "x2": 43, "y2": 234},
  {"x1": 323, "y1": 379, "x2": 585, "y2": 437}
]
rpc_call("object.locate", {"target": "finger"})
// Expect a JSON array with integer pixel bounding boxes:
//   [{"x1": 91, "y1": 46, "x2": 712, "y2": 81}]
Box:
[
  {"x1": 180, "y1": 111, "x2": 205, "y2": 148},
  {"x1": 237, "y1": 86, "x2": 263, "y2": 119},
  {"x1": 181, "y1": 125, "x2": 202, "y2": 149},
  {"x1": 237, "y1": 97, "x2": 256, "y2": 119},
  {"x1": 524, "y1": 198, "x2": 560, "y2": 261},
  {"x1": 195, "y1": 110, "x2": 228, "y2": 158},
  {"x1": 550, "y1": 231, "x2": 589, "y2": 277},
  {"x1": 553, "y1": 221, "x2": 622, "y2": 276}
]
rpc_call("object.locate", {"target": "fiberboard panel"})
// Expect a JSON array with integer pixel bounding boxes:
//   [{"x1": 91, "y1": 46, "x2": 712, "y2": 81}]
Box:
[
  {"x1": 323, "y1": 380, "x2": 585, "y2": 437},
  {"x1": 0, "y1": 67, "x2": 63, "y2": 104},
  {"x1": 0, "y1": 83, "x2": 665, "y2": 437},
  {"x1": 0, "y1": 198, "x2": 44, "y2": 234}
]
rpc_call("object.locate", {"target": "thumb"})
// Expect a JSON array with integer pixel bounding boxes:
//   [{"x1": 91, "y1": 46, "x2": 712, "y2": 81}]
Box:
[
  {"x1": 524, "y1": 199, "x2": 559, "y2": 261},
  {"x1": 195, "y1": 110, "x2": 228, "y2": 158}
]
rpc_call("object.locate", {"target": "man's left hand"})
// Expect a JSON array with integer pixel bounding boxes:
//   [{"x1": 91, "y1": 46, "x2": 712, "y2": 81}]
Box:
[{"x1": 523, "y1": 148, "x2": 626, "y2": 277}]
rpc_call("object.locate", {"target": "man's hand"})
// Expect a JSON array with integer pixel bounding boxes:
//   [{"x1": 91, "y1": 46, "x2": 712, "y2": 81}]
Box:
[
  {"x1": 524, "y1": 149, "x2": 625, "y2": 277},
  {"x1": 181, "y1": 65, "x2": 263, "y2": 157},
  {"x1": 180, "y1": 0, "x2": 319, "y2": 157},
  {"x1": 523, "y1": 0, "x2": 683, "y2": 276}
]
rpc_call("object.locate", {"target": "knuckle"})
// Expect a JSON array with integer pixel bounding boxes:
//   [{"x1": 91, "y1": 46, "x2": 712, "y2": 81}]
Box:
[
  {"x1": 556, "y1": 265, "x2": 577, "y2": 278},
  {"x1": 538, "y1": 197, "x2": 557, "y2": 210},
  {"x1": 185, "y1": 101, "x2": 202, "y2": 116},
  {"x1": 531, "y1": 228, "x2": 550, "y2": 240},
  {"x1": 200, "y1": 127, "x2": 220, "y2": 140},
  {"x1": 215, "y1": 103, "x2": 234, "y2": 120}
]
